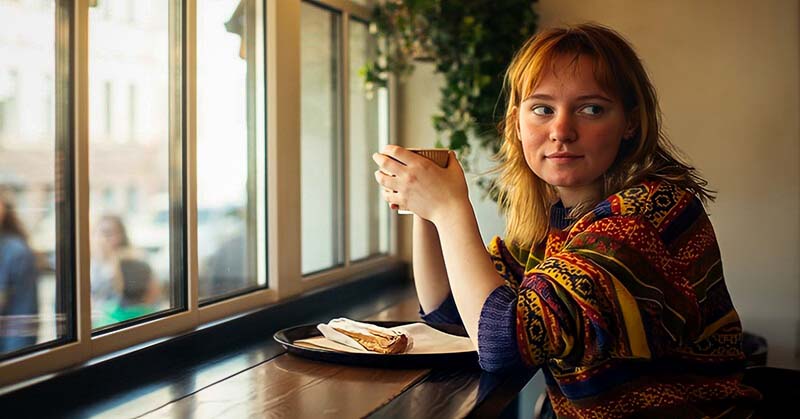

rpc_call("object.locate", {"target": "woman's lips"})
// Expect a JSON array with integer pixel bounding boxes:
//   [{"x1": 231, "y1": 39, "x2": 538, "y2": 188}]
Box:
[{"x1": 545, "y1": 152, "x2": 583, "y2": 162}]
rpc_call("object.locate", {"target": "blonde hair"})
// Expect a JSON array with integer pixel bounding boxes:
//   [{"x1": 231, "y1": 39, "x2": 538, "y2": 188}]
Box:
[{"x1": 494, "y1": 23, "x2": 714, "y2": 248}]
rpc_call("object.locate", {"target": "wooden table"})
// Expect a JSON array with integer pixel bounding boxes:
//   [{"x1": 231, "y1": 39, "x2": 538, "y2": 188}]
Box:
[{"x1": 137, "y1": 297, "x2": 537, "y2": 418}]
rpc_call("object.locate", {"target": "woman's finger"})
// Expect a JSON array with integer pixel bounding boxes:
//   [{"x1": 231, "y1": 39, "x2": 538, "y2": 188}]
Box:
[
  {"x1": 374, "y1": 170, "x2": 400, "y2": 191},
  {"x1": 380, "y1": 144, "x2": 422, "y2": 168},
  {"x1": 372, "y1": 152, "x2": 405, "y2": 176},
  {"x1": 381, "y1": 189, "x2": 403, "y2": 208}
]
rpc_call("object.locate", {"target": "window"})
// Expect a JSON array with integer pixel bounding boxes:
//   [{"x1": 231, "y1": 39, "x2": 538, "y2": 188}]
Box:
[
  {"x1": 0, "y1": 0, "x2": 72, "y2": 360},
  {"x1": 348, "y1": 19, "x2": 390, "y2": 261},
  {"x1": 300, "y1": 3, "x2": 343, "y2": 275},
  {"x1": 0, "y1": 0, "x2": 391, "y2": 388},
  {"x1": 300, "y1": 1, "x2": 388, "y2": 274},
  {"x1": 196, "y1": 0, "x2": 266, "y2": 301},
  {"x1": 89, "y1": 0, "x2": 181, "y2": 330}
]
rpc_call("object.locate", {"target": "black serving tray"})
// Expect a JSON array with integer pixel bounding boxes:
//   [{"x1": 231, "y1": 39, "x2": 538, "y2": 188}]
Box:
[{"x1": 273, "y1": 321, "x2": 478, "y2": 369}]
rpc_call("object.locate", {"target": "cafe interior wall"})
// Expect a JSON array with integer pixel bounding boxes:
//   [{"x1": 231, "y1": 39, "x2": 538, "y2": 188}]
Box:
[{"x1": 396, "y1": 0, "x2": 800, "y2": 368}]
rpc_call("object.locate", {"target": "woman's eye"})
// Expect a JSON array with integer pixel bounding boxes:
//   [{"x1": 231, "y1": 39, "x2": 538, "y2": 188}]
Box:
[
  {"x1": 531, "y1": 105, "x2": 553, "y2": 116},
  {"x1": 579, "y1": 105, "x2": 603, "y2": 115}
]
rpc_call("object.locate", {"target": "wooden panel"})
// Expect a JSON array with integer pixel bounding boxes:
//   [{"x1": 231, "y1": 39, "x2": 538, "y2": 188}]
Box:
[
  {"x1": 364, "y1": 295, "x2": 422, "y2": 322},
  {"x1": 142, "y1": 355, "x2": 427, "y2": 418}
]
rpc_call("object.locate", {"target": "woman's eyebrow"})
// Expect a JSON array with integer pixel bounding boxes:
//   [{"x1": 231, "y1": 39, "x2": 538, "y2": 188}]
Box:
[
  {"x1": 523, "y1": 93, "x2": 614, "y2": 102},
  {"x1": 575, "y1": 94, "x2": 613, "y2": 102}
]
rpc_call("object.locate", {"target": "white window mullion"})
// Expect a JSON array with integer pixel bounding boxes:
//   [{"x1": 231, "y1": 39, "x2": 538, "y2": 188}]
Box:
[
  {"x1": 341, "y1": 12, "x2": 351, "y2": 267},
  {"x1": 184, "y1": 0, "x2": 199, "y2": 316},
  {"x1": 268, "y1": 0, "x2": 303, "y2": 298},
  {"x1": 255, "y1": 0, "x2": 268, "y2": 303},
  {"x1": 74, "y1": 0, "x2": 93, "y2": 356}
]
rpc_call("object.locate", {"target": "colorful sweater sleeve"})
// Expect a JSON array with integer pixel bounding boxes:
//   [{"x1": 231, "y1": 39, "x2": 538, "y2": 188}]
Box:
[
  {"x1": 477, "y1": 236, "x2": 539, "y2": 371},
  {"x1": 420, "y1": 293, "x2": 462, "y2": 325},
  {"x1": 421, "y1": 236, "x2": 529, "y2": 327},
  {"x1": 478, "y1": 182, "x2": 717, "y2": 372}
]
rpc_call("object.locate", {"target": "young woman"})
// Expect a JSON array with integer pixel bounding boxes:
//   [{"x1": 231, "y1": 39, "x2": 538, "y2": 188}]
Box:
[
  {"x1": 373, "y1": 24, "x2": 759, "y2": 418},
  {"x1": 90, "y1": 214, "x2": 132, "y2": 308},
  {"x1": 0, "y1": 195, "x2": 39, "y2": 354}
]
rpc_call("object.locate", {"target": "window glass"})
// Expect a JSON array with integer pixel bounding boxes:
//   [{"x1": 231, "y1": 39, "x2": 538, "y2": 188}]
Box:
[
  {"x1": 89, "y1": 0, "x2": 174, "y2": 329},
  {"x1": 196, "y1": 0, "x2": 263, "y2": 300},
  {"x1": 0, "y1": 0, "x2": 69, "y2": 357},
  {"x1": 348, "y1": 20, "x2": 389, "y2": 261},
  {"x1": 300, "y1": 3, "x2": 342, "y2": 274}
]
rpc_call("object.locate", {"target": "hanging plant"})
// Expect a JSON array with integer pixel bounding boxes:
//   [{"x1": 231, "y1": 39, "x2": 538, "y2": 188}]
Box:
[{"x1": 363, "y1": 0, "x2": 538, "y2": 199}]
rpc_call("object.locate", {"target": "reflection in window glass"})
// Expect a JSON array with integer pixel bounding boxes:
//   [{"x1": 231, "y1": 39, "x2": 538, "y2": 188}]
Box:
[
  {"x1": 197, "y1": 0, "x2": 263, "y2": 300},
  {"x1": 0, "y1": 0, "x2": 67, "y2": 357},
  {"x1": 348, "y1": 20, "x2": 389, "y2": 261},
  {"x1": 300, "y1": 3, "x2": 342, "y2": 274},
  {"x1": 89, "y1": 0, "x2": 173, "y2": 329}
]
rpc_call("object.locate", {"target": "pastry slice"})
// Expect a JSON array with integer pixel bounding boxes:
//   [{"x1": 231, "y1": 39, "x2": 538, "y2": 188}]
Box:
[{"x1": 318, "y1": 318, "x2": 411, "y2": 354}]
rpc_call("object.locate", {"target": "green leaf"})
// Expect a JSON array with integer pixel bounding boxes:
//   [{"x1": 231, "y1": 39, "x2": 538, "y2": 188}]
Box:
[{"x1": 449, "y1": 130, "x2": 468, "y2": 150}]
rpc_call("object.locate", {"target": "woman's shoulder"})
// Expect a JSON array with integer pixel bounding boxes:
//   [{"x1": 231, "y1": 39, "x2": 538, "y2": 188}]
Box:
[
  {"x1": 570, "y1": 180, "x2": 710, "y2": 242},
  {"x1": 0, "y1": 234, "x2": 32, "y2": 256},
  {"x1": 487, "y1": 236, "x2": 529, "y2": 267},
  {"x1": 487, "y1": 236, "x2": 510, "y2": 257},
  {"x1": 600, "y1": 179, "x2": 703, "y2": 220}
]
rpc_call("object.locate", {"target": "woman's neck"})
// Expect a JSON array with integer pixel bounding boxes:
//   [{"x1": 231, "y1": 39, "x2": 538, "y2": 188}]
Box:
[{"x1": 556, "y1": 182, "x2": 603, "y2": 208}]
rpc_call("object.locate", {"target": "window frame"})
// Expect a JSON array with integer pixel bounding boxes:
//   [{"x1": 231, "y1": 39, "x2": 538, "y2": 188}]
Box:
[{"x1": 0, "y1": 0, "x2": 398, "y2": 388}]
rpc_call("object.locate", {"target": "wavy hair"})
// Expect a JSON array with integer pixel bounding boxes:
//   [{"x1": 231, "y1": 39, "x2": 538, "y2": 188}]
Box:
[
  {"x1": 493, "y1": 23, "x2": 714, "y2": 248},
  {"x1": 0, "y1": 195, "x2": 29, "y2": 243}
]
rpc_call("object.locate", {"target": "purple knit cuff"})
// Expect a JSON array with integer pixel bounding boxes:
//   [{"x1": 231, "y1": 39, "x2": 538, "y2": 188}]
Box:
[
  {"x1": 419, "y1": 293, "x2": 463, "y2": 325},
  {"x1": 478, "y1": 285, "x2": 525, "y2": 372}
]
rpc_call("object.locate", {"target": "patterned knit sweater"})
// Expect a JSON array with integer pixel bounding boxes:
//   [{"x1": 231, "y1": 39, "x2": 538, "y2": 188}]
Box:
[{"x1": 422, "y1": 180, "x2": 760, "y2": 418}]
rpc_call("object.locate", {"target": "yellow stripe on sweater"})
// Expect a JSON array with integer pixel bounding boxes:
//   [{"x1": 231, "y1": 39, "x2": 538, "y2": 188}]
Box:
[
  {"x1": 693, "y1": 310, "x2": 740, "y2": 344},
  {"x1": 611, "y1": 277, "x2": 651, "y2": 359},
  {"x1": 573, "y1": 248, "x2": 687, "y2": 325}
]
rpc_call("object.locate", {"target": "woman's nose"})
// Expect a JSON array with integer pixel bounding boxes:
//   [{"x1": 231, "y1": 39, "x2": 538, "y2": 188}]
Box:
[{"x1": 550, "y1": 112, "x2": 577, "y2": 143}]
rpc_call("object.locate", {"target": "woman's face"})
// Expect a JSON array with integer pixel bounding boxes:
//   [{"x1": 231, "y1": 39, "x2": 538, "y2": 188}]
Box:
[
  {"x1": 96, "y1": 219, "x2": 124, "y2": 251},
  {"x1": 517, "y1": 54, "x2": 632, "y2": 205}
]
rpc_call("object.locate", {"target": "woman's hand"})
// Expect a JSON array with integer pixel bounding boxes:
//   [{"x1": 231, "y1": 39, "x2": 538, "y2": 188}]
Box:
[{"x1": 372, "y1": 145, "x2": 470, "y2": 224}]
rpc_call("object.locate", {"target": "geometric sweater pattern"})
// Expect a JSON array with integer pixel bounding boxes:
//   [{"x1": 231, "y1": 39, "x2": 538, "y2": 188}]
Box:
[{"x1": 428, "y1": 180, "x2": 761, "y2": 418}]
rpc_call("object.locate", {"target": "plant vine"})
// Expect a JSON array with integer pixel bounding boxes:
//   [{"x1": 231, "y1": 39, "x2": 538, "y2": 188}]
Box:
[{"x1": 362, "y1": 0, "x2": 538, "y2": 199}]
